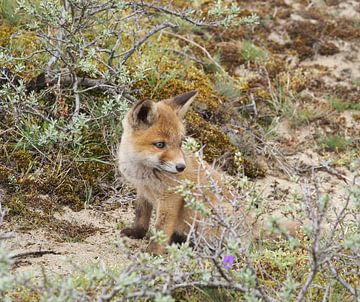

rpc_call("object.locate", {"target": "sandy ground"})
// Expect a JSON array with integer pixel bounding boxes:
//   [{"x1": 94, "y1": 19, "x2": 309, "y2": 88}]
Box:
[{"x1": 4, "y1": 207, "x2": 140, "y2": 275}]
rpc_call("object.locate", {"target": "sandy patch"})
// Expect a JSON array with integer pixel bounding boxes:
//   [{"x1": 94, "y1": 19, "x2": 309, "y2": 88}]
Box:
[{"x1": 3, "y1": 206, "x2": 148, "y2": 276}]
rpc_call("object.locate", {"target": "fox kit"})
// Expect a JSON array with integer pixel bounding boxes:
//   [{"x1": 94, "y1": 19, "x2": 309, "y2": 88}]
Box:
[{"x1": 118, "y1": 91, "x2": 298, "y2": 255}]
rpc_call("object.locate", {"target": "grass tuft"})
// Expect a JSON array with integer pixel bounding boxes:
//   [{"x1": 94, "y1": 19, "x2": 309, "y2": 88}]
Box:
[
  {"x1": 327, "y1": 96, "x2": 360, "y2": 112},
  {"x1": 240, "y1": 40, "x2": 267, "y2": 63},
  {"x1": 319, "y1": 135, "x2": 352, "y2": 152}
]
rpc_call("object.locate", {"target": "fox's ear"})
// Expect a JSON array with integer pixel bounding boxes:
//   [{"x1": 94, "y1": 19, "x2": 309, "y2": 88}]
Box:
[
  {"x1": 165, "y1": 91, "x2": 197, "y2": 118},
  {"x1": 130, "y1": 100, "x2": 158, "y2": 128}
]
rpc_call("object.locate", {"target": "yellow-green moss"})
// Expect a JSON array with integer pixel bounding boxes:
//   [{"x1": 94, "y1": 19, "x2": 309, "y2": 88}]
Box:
[
  {"x1": 6, "y1": 288, "x2": 40, "y2": 302},
  {"x1": 132, "y1": 40, "x2": 222, "y2": 110},
  {"x1": 77, "y1": 161, "x2": 113, "y2": 186},
  {"x1": 159, "y1": 65, "x2": 222, "y2": 110},
  {"x1": 186, "y1": 110, "x2": 265, "y2": 177},
  {"x1": 0, "y1": 164, "x2": 11, "y2": 185},
  {"x1": 13, "y1": 149, "x2": 33, "y2": 171},
  {"x1": 6, "y1": 196, "x2": 31, "y2": 217},
  {"x1": 0, "y1": 24, "x2": 16, "y2": 47}
]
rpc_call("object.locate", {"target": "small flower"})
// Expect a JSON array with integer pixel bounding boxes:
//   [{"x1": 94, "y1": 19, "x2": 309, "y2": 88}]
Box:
[{"x1": 222, "y1": 255, "x2": 235, "y2": 269}]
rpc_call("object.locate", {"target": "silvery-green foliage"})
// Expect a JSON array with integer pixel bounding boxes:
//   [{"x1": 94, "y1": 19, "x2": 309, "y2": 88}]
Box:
[
  {"x1": 238, "y1": 268, "x2": 256, "y2": 288},
  {"x1": 78, "y1": 59, "x2": 97, "y2": 78},
  {"x1": 208, "y1": 1, "x2": 259, "y2": 27},
  {"x1": 182, "y1": 137, "x2": 200, "y2": 153},
  {"x1": 150, "y1": 228, "x2": 168, "y2": 245},
  {"x1": 280, "y1": 277, "x2": 299, "y2": 301},
  {"x1": 0, "y1": 247, "x2": 13, "y2": 292},
  {"x1": 37, "y1": 119, "x2": 61, "y2": 146},
  {"x1": 67, "y1": 113, "x2": 90, "y2": 145},
  {"x1": 344, "y1": 233, "x2": 360, "y2": 250},
  {"x1": 265, "y1": 215, "x2": 289, "y2": 236},
  {"x1": 175, "y1": 179, "x2": 210, "y2": 216},
  {"x1": 349, "y1": 183, "x2": 360, "y2": 208},
  {"x1": 243, "y1": 293, "x2": 261, "y2": 302}
]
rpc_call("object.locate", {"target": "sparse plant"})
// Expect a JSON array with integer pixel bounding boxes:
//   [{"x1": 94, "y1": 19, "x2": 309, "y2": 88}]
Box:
[
  {"x1": 0, "y1": 0, "x2": 23, "y2": 26},
  {"x1": 327, "y1": 96, "x2": 360, "y2": 112},
  {"x1": 319, "y1": 134, "x2": 352, "y2": 152},
  {"x1": 214, "y1": 73, "x2": 241, "y2": 101},
  {"x1": 284, "y1": 102, "x2": 329, "y2": 127},
  {"x1": 240, "y1": 40, "x2": 267, "y2": 63},
  {"x1": 327, "y1": 96, "x2": 349, "y2": 112}
]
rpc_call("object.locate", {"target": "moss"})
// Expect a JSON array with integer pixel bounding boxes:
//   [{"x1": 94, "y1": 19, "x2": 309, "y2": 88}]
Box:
[
  {"x1": 1, "y1": 134, "x2": 116, "y2": 228},
  {"x1": 78, "y1": 161, "x2": 113, "y2": 187},
  {"x1": 0, "y1": 24, "x2": 44, "y2": 81},
  {"x1": 210, "y1": 41, "x2": 245, "y2": 71},
  {"x1": 325, "y1": 20, "x2": 360, "y2": 40},
  {"x1": 0, "y1": 24, "x2": 16, "y2": 46},
  {"x1": 318, "y1": 41, "x2": 339, "y2": 56},
  {"x1": 285, "y1": 21, "x2": 323, "y2": 60},
  {"x1": 7, "y1": 288, "x2": 40, "y2": 302},
  {"x1": 13, "y1": 149, "x2": 33, "y2": 171},
  {"x1": 277, "y1": 69, "x2": 307, "y2": 93},
  {"x1": 12, "y1": 31, "x2": 42, "y2": 80},
  {"x1": 4, "y1": 192, "x2": 57, "y2": 228},
  {"x1": 4, "y1": 193, "x2": 100, "y2": 241},
  {"x1": 82, "y1": 143, "x2": 109, "y2": 158},
  {"x1": 134, "y1": 52, "x2": 222, "y2": 111},
  {"x1": 186, "y1": 110, "x2": 265, "y2": 177},
  {"x1": 0, "y1": 164, "x2": 12, "y2": 185},
  {"x1": 5, "y1": 196, "x2": 31, "y2": 217},
  {"x1": 35, "y1": 167, "x2": 84, "y2": 210},
  {"x1": 265, "y1": 56, "x2": 287, "y2": 77}
]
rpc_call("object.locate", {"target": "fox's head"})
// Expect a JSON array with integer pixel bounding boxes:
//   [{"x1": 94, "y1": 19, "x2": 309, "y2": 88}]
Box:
[{"x1": 121, "y1": 91, "x2": 197, "y2": 174}]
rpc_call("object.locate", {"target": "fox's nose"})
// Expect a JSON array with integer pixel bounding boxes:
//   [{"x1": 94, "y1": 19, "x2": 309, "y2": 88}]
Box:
[{"x1": 176, "y1": 163, "x2": 186, "y2": 172}]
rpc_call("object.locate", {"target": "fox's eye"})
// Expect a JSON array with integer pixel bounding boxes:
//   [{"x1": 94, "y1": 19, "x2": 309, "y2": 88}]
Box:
[{"x1": 154, "y1": 142, "x2": 166, "y2": 149}]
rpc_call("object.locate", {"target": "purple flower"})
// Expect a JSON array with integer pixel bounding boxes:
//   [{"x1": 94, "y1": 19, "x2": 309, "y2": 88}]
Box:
[{"x1": 223, "y1": 255, "x2": 235, "y2": 269}]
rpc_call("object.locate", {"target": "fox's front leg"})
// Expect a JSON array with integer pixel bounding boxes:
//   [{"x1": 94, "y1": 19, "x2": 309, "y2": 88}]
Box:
[
  {"x1": 147, "y1": 197, "x2": 183, "y2": 255},
  {"x1": 121, "y1": 195, "x2": 153, "y2": 239}
]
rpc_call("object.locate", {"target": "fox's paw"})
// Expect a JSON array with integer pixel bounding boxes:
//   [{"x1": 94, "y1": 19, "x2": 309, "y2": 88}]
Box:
[
  {"x1": 146, "y1": 242, "x2": 165, "y2": 255},
  {"x1": 120, "y1": 227, "x2": 147, "y2": 239},
  {"x1": 170, "y1": 232, "x2": 187, "y2": 244}
]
